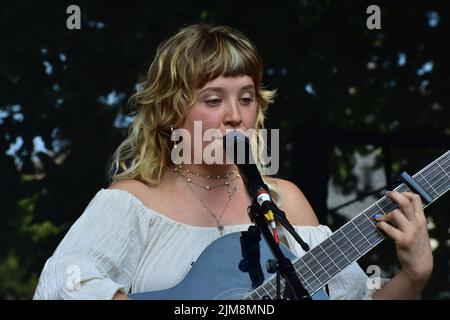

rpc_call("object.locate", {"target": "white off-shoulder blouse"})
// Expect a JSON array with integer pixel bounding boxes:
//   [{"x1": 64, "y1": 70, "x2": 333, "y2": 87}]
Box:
[{"x1": 33, "y1": 188, "x2": 383, "y2": 300}]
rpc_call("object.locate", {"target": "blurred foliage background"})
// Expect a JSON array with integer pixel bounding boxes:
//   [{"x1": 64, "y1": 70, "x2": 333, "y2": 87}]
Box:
[{"x1": 0, "y1": 0, "x2": 449, "y2": 299}]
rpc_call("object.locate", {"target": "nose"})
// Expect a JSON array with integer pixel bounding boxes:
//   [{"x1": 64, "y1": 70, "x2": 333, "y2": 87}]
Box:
[{"x1": 224, "y1": 100, "x2": 243, "y2": 128}]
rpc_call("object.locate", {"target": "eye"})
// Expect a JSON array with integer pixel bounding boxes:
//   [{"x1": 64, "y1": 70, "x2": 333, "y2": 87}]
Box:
[
  {"x1": 205, "y1": 98, "x2": 222, "y2": 106},
  {"x1": 240, "y1": 97, "x2": 254, "y2": 105}
]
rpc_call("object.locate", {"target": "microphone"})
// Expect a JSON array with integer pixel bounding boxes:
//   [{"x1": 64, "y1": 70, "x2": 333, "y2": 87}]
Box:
[
  {"x1": 223, "y1": 130, "x2": 311, "y2": 252},
  {"x1": 223, "y1": 132, "x2": 311, "y2": 298},
  {"x1": 223, "y1": 130, "x2": 274, "y2": 214}
]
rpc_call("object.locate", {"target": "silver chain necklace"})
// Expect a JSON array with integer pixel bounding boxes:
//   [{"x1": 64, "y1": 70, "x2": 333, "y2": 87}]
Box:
[
  {"x1": 178, "y1": 171, "x2": 238, "y2": 235},
  {"x1": 174, "y1": 167, "x2": 240, "y2": 192}
]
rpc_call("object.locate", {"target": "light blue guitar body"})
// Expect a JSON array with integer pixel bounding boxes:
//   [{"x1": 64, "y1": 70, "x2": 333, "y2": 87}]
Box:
[{"x1": 128, "y1": 229, "x2": 329, "y2": 300}]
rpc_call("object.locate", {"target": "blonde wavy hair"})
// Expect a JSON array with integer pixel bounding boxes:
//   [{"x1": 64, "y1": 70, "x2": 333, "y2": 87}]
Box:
[{"x1": 108, "y1": 24, "x2": 281, "y2": 202}]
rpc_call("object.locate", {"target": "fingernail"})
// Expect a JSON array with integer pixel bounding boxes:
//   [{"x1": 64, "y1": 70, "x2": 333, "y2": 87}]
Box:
[
  {"x1": 374, "y1": 213, "x2": 383, "y2": 219},
  {"x1": 375, "y1": 221, "x2": 381, "y2": 226},
  {"x1": 384, "y1": 190, "x2": 390, "y2": 196}
]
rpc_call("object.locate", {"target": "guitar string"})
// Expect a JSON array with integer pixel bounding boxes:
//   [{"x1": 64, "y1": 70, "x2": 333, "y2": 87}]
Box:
[
  {"x1": 285, "y1": 157, "x2": 450, "y2": 296},
  {"x1": 250, "y1": 155, "x2": 450, "y2": 298},
  {"x1": 251, "y1": 186, "x2": 449, "y2": 297},
  {"x1": 258, "y1": 156, "x2": 450, "y2": 298},
  {"x1": 247, "y1": 153, "x2": 450, "y2": 299},
  {"x1": 297, "y1": 155, "x2": 450, "y2": 286},
  {"x1": 291, "y1": 175, "x2": 449, "y2": 294}
]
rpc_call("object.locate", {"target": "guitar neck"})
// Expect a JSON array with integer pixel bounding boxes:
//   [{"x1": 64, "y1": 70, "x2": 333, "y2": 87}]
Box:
[{"x1": 247, "y1": 150, "x2": 450, "y2": 299}]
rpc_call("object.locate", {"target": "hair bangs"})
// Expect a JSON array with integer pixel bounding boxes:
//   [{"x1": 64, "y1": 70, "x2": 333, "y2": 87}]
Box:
[{"x1": 192, "y1": 31, "x2": 263, "y2": 90}]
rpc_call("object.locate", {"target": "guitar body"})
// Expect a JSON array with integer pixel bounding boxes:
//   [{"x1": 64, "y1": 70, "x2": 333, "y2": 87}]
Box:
[{"x1": 128, "y1": 229, "x2": 329, "y2": 300}]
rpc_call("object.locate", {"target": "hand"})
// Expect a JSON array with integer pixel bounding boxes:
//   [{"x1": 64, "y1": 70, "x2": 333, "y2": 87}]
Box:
[
  {"x1": 112, "y1": 291, "x2": 129, "y2": 300},
  {"x1": 375, "y1": 191, "x2": 433, "y2": 284}
]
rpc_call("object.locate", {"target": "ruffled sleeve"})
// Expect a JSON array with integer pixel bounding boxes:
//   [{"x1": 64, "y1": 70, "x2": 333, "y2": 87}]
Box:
[
  {"x1": 33, "y1": 189, "x2": 150, "y2": 300},
  {"x1": 281, "y1": 224, "x2": 388, "y2": 300}
]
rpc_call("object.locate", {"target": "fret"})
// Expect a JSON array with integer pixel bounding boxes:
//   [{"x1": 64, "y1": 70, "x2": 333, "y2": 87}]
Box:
[
  {"x1": 316, "y1": 242, "x2": 341, "y2": 275},
  {"x1": 267, "y1": 276, "x2": 287, "y2": 296},
  {"x1": 275, "y1": 278, "x2": 288, "y2": 298},
  {"x1": 292, "y1": 264, "x2": 313, "y2": 293},
  {"x1": 301, "y1": 254, "x2": 326, "y2": 286},
  {"x1": 340, "y1": 227, "x2": 362, "y2": 254},
  {"x1": 376, "y1": 198, "x2": 397, "y2": 213},
  {"x1": 413, "y1": 154, "x2": 450, "y2": 203},
  {"x1": 353, "y1": 214, "x2": 376, "y2": 233},
  {"x1": 436, "y1": 162, "x2": 450, "y2": 178},
  {"x1": 308, "y1": 252, "x2": 332, "y2": 284},
  {"x1": 401, "y1": 184, "x2": 413, "y2": 193},
  {"x1": 375, "y1": 202, "x2": 387, "y2": 215},
  {"x1": 436, "y1": 181, "x2": 450, "y2": 198},
  {"x1": 354, "y1": 214, "x2": 382, "y2": 246},
  {"x1": 352, "y1": 222, "x2": 371, "y2": 248},
  {"x1": 416, "y1": 171, "x2": 441, "y2": 196},
  {"x1": 397, "y1": 184, "x2": 410, "y2": 193},
  {"x1": 436, "y1": 173, "x2": 450, "y2": 194},
  {"x1": 291, "y1": 259, "x2": 310, "y2": 283},
  {"x1": 341, "y1": 223, "x2": 371, "y2": 254},
  {"x1": 420, "y1": 152, "x2": 450, "y2": 204},
  {"x1": 438, "y1": 177, "x2": 450, "y2": 194},
  {"x1": 418, "y1": 172, "x2": 439, "y2": 197},
  {"x1": 295, "y1": 268, "x2": 310, "y2": 288},
  {"x1": 296, "y1": 259, "x2": 322, "y2": 290},
  {"x1": 310, "y1": 252, "x2": 331, "y2": 279},
  {"x1": 248, "y1": 290, "x2": 259, "y2": 300},
  {"x1": 253, "y1": 288, "x2": 263, "y2": 299},
  {"x1": 332, "y1": 228, "x2": 359, "y2": 263},
  {"x1": 267, "y1": 280, "x2": 277, "y2": 292},
  {"x1": 366, "y1": 230, "x2": 384, "y2": 247},
  {"x1": 260, "y1": 284, "x2": 272, "y2": 297},
  {"x1": 421, "y1": 160, "x2": 440, "y2": 179},
  {"x1": 353, "y1": 211, "x2": 377, "y2": 231},
  {"x1": 327, "y1": 237, "x2": 352, "y2": 269},
  {"x1": 361, "y1": 210, "x2": 386, "y2": 245},
  {"x1": 302, "y1": 249, "x2": 328, "y2": 276},
  {"x1": 436, "y1": 163, "x2": 450, "y2": 182},
  {"x1": 330, "y1": 231, "x2": 360, "y2": 261},
  {"x1": 436, "y1": 152, "x2": 450, "y2": 172},
  {"x1": 363, "y1": 205, "x2": 380, "y2": 219}
]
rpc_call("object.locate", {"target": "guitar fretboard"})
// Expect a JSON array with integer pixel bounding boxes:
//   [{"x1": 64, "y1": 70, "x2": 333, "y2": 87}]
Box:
[{"x1": 245, "y1": 150, "x2": 450, "y2": 300}]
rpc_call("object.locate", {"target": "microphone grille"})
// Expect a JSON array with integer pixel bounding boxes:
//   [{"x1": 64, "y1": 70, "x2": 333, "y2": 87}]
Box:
[{"x1": 223, "y1": 130, "x2": 254, "y2": 165}]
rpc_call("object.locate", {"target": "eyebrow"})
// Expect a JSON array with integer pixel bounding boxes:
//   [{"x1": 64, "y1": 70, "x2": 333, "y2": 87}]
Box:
[{"x1": 198, "y1": 85, "x2": 255, "y2": 94}]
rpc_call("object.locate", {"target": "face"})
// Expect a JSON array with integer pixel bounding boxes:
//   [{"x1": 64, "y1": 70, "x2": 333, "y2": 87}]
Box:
[{"x1": 178, "y1": 75, "x2": 258, "y2": 164}]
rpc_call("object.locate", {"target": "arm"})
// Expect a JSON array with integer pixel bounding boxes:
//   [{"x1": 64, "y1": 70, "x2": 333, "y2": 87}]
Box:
[
  {"x1": 33, "y1": 189, "x2": 147, "y2": 300},
  {"x1": 372, "y1": 191, "x2": 433, "y2": 299},
  {"x1": 271, "y1": 178, "x2": 320, "y2": 227}
]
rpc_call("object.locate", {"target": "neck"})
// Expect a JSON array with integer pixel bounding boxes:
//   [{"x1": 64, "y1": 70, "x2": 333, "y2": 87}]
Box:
[{"x1": 175, "y1": 163, "x2": 236, "y2": 177}]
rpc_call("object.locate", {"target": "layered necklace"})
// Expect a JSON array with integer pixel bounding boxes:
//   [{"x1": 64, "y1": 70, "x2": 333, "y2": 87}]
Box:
[{"x1": 174, "y1": 165, "x2": 240, "y2": 235}]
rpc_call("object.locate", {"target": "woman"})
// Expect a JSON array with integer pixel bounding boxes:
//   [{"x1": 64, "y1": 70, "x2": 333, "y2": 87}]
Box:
[{"x1": 33, "y1": 24, "x2": 433, "y2": 300}]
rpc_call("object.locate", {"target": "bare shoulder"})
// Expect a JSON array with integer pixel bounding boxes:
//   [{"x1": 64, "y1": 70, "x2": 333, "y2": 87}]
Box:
[
  {"x1": 108, "y1": 179, "x2": 152, "y2": 203},
  {"x1": 270, "y1": 178, "x2": 319, "y2": 227}
]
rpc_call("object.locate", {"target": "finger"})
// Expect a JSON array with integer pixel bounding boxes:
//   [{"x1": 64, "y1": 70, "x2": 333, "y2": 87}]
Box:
[
  {"x1": 376, "y1": 221, "x2": 403, "y2": 241},
  {"x1": 386, "y1": 191, "x2": 416, "y2": 221},
  {"x1": 401, "y1": 192, "x2": 425, "y2": 220},
  {"x1": 374, "y1": 209, "x2": 410, "y2": 232}
]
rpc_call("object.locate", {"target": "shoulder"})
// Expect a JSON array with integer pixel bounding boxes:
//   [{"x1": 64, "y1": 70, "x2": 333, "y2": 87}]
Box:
[
  {"x1": 270, "y1": 178, "x2": 319, "y2": 227},
  {"x1": 109, "y1": 179, "x2": 147, "y2": 192},
  {"x1": 108, "y1": 179, "x2": 152, "y2": 204}
]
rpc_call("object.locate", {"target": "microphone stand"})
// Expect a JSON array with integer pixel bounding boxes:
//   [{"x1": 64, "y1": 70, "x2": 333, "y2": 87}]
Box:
[
  {"x1": 247, "y1": 199, "x2": 311, "y2": 300},
  {"x1": 271, "y1": 206, "x2": 310, "y2": 252}
]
